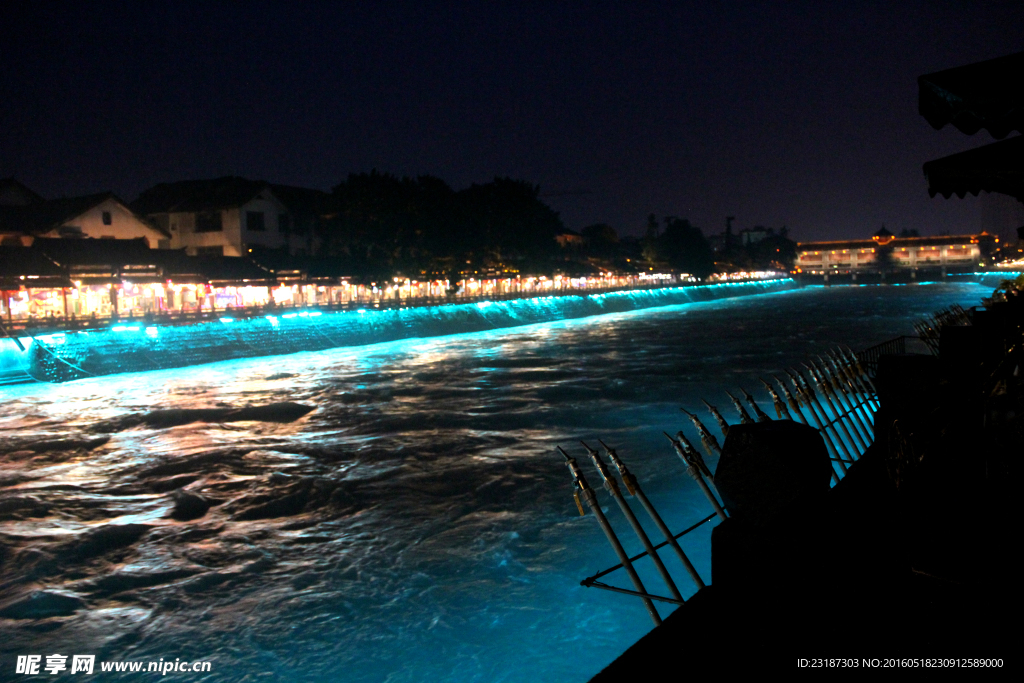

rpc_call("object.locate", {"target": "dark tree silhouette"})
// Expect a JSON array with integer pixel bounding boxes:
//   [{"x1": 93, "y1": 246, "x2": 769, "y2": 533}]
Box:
[
  {"x1": 657, "y1": 217, "x2": 715, "y2": 278},
  {"x1": 580, "y1": 223, "x2": 618, "y2": 257},
  {"x1": 747, "y1": 231, "x2": 798, "y2": 270},
  {"x1": 327, "y1": 170, "x2": 456, "y2": 271},
  {"x1": 641, "y1": 213, "x2": 660, "y2": 264},
  {"x1": 458, "y1": 178, "x2": 563, "y2": 261},
  {"x1": 323, "y1": 172, "x2": 564, "y2": 277}
]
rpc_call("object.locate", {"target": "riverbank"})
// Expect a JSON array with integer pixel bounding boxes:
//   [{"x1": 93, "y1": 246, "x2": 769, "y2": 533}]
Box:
[
  {"x1": 2, "y1": 278, "x2": 796, "y2": 384},
  {"x1": 590, "y1": 285, "x2": 1019, "y2": 675}
]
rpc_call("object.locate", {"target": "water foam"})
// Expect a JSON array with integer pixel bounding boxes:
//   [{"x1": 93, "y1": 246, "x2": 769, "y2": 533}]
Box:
[{"x1": 7, "y1": 280, "x2": 796, "y2": 383}]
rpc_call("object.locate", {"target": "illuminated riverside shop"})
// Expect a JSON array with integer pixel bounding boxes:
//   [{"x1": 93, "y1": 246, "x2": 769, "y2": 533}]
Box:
[
  {"x1": 1, "y1": 244, "x2": 697, "y2": 328},
  {"x1": 2, "y1": 274, "x2": 691, "y2": 322}
]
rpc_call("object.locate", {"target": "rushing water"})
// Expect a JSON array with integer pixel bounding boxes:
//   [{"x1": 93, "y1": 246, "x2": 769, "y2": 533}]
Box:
[
  {"x1": 0, "y1": 282, "x2": 995, "y2": 682},
  {"x1": 1, "y1": 279, "x2": 794, "y2": 384}
]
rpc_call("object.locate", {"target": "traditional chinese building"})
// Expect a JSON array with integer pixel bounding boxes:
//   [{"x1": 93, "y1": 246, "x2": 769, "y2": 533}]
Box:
[{"x1": 796, "y1": 227, "x2": 995, "y2": 277}]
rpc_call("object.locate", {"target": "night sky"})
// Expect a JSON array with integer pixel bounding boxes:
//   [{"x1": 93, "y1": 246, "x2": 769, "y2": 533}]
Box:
[{"x1": 2, "y1": 2, "x2": 1021, "y2": 241}]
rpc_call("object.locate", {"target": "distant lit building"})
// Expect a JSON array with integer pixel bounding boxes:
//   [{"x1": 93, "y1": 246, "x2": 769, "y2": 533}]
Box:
[{"x1": 796, "y1": 227, "x2": 996, "y2": 274}]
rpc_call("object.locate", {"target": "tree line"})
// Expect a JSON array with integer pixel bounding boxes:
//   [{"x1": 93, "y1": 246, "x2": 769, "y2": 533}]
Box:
[
  {"x1": 315, "y1": 171, "x2": 796, "y2": 279},
  {"x1": 321, "y1": 172, "x2": 562, "y2": 279}
]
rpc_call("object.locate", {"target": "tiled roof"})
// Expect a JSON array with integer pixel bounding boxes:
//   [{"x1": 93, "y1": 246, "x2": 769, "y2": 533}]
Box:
[
  {"x1": 919, "y1": 51, "x2": 1024, "y2": 139},
  {"x1": 0, "y1": 178, "x2": 45, "y2": 206},
  {"x1": 0, "y1": 193, "x2": 145, "y2": 234},
  {"x1": 132, "y1": 177, "x2": 270, "y2": 214},
  {"x1": 32, "y1": 237, "x2": 159, "y2": 268},
  {"x1": 0, "y1": 246, "x2": 70, "y2": 288},
  {"x1": 923, "y1": 135, "x2": 1024, "y2": 201},
  {"x1": 798, "y1": 235, "x2": 979, "y2": 251},
  {"x1": 269, "y1": 184, "x2": 334, "y2": 218}
]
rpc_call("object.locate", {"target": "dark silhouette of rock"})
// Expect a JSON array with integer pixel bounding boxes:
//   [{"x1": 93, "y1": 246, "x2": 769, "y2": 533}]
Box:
[
  {"x1": 71, "y1": 523, "x2": 150, "y2": 560},
  {"x1": 27, "y1": 436, "x2": 109, "y2": 452},
  {"x1": 90, "y1": 402, "x2": 315, "y2": 432},
  {"x1": 0, "y1": 495, "x2": 50, "y2": 520},
  {"x1": 230, "y1": 477, "x2": 345, "y2": 520},
  {"x1": 0, "y1": 590, "x2": 85, "y2": 619},
  {"x1": 142, "y1": 402, "x2": 315, "y2": 427},
  {"x1": 169, "y1": 489, "x2": 212, "y2": 521},
  {"x1": 89, "y1": 569, "x2": 200, "y2": 595}
]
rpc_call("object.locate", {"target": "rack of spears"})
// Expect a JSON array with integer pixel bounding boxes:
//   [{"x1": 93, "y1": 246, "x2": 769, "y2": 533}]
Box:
[
  {"x1": 914, "y1": 302, "x2": 971, "y2": 355},
  {"x1": 558, "y1": 345, "x2": 880, "y2": 625}
]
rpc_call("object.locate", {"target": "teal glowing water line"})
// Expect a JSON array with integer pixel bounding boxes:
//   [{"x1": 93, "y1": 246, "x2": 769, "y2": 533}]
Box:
[{"x1": 9, "y1": 279, "x2": 798, "y2": 383}]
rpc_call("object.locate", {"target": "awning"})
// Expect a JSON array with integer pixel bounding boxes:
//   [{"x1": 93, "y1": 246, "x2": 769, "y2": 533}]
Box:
[
  {"x1": 188, "y1": 257, "x2": 275, "y2": 286},
  {"x1": 919, "y1": 52, "x2": 1024, "y2": 139},
  {"x1": 923, "y1": 135, "x2": 1024, "y2": 200},
  {"x1": 0, "y1": 246, "x2": 73, "y2": 289}
]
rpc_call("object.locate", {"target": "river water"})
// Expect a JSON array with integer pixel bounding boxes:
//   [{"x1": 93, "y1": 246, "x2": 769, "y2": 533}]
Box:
[{"x1": 0, "y1": 281, "x2": 995, "y2": 681}]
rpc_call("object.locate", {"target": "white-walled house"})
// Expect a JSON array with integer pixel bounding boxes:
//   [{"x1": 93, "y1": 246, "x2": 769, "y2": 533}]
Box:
[
  {"x1": 0, "y1": 190, "x2": 169, "y2": 248},
  {"x1": 132, "y1": 177, "x2": 326, "y2": 257}
]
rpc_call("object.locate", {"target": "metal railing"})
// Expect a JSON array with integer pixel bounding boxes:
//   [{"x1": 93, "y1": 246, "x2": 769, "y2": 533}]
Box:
[
  {"x1": 563, "y1": 301, "x2": 985, "y2": 623},
  {"x1": 561, "y1": 346, "x2": 879, "y2": 624}
]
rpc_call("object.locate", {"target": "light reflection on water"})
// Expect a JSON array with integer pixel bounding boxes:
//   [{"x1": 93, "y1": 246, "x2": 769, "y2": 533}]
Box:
[{"x1": 0, "y1": 283, "x2": 991, "y2": 681}]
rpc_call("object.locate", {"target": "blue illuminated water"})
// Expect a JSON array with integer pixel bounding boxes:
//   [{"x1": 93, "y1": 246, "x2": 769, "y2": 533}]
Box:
[
  {"x1": 3, "y1": 280, "x2": 795, "y2": 384},
  {"x1": 0, "y1": 281, "x2": 996, "y2": 682}
]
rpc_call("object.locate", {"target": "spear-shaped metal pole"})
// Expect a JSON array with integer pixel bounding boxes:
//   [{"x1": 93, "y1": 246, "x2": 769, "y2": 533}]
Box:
[
  {"x1": 914, "y1": 322, "x2": 940, "y2": 354},
  {"x1": 818, "y1": 356, "x2": 872, "y2": 437},
  {"x1": 725, "y1": 390, "x2": 755, "y2": 425},
  {"x1": 823, "y1": 350, "x2": 872, "y2": 409},
  {"x1": 845, "y1": 347, "x2": 880, "y2": 412},
  {"x1": 833, "y1": 347, "x2": 873, "y2": 398},
  {"x1": 828, "y1": 349, "x2": 878, "y2": 418},
  {"x1": 664, "y1": 433, "x2": 728, "y2": 521},
  {"x1": 841, "y1": 345, "x2": 878, "y2": 394},
  {"x1": 951, "y1": 302, "x2": 971, "y2": 325},
  {"x1": 803, "y1": 362, "x2": 867, "y2": 457},
  {"x1": 773, "y1": 375, "x2": 809, "y2": 426},
  {"x1": 702, "y1": 399, "x2": 731, "y2": 438},
  {"x1": 739, "y1": 387, "x2": 772, "y2": 423},
  {"x1": 680, "y1": 408, "x2": 721, "y2": 457},
  {"x1": 759, "y1": 377, "x2": 792, "y2": 420},
  {"x1": 599, "y1": 440, "x2": 706, "y2": 591},
  {"x1": 559, "y1": 447, "x2": 661, "y2": 625},
  {"x1": 672, "y1": 431, "x2": 714, "y2": 481},
  {"x1": 791, "y1": 368, "x2": 856, "y2": 468},
  {"x1": 581, "y1": 442, "x2": 684, "y2": 604},
  {"x1": 786, "y1": 368, "x2": 829, "y2": 430},
  {"x1": 815, "y1": 357, "x2": 872, "y2": 447}
]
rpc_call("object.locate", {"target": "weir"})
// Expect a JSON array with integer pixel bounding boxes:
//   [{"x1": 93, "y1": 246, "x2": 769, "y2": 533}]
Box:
[{"x1": 0, "y1": 279, "x2": 796, "y2": 384}]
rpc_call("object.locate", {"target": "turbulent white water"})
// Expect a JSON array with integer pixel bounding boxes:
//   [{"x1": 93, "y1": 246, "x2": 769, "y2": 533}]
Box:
[
  {"x1": 0, "y1": 282, "x2": 993, "y2": 682},
  {"x1": 1, "y1": 279, "x2": 795, "y2": 384}
]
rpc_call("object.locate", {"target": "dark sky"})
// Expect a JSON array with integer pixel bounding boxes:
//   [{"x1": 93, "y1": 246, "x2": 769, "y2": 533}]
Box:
[{"x1": 2, "y1": 2, "x2": 1022, "y2": 240}]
